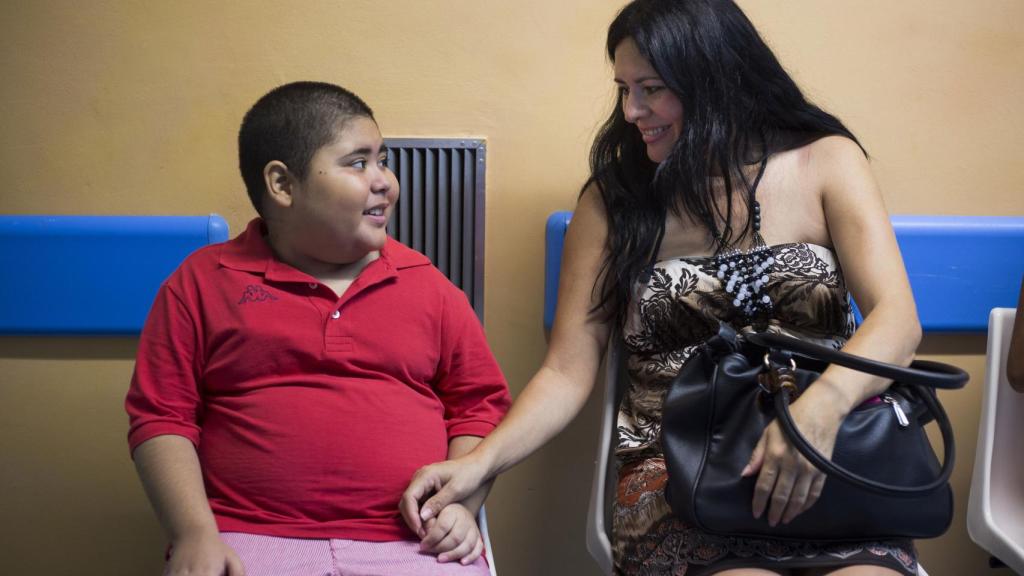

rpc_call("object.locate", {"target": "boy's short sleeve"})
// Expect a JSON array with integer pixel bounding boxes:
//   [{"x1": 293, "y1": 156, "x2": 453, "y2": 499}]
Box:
[
  {"x1": 125, "y1": 283, "x2": 203, "y2": 454},
  {"x1": 434, "y1": 288, "x2": 511, "y2": 439}
]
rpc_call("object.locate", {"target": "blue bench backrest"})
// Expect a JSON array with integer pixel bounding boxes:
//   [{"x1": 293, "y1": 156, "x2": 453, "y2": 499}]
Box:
[
  {"x1": 0, "y1": 215, "x2": 229, "y2": 335},
  {"x1": 544, "y1": 212, "x2": 1024, "y2": 332}
]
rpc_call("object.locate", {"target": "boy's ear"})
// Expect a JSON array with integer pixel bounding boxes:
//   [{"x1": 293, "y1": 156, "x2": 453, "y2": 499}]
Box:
[{"x1": 263, "y1": 161, "x2": 296, "y2": 209}]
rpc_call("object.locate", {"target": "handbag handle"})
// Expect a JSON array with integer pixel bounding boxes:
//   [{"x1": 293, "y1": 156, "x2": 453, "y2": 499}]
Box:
[
  {"x1": 745, "y1": 331, "x2": 968, "y2": 390},
  {"x1": 774, "y1": 382, "x2": 955, "y2": 496},
  {"x1": 745, "y1": 331, "x2": 967, "y2": 497}
]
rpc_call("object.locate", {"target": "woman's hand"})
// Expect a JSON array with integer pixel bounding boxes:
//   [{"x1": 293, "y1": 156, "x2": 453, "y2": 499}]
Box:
[
  {"x1": 742, "y1": 384, "x2": 847, "y2": 526},
  {"x1": 399, "y1": 456, "x2": 490, "y2": 538}
]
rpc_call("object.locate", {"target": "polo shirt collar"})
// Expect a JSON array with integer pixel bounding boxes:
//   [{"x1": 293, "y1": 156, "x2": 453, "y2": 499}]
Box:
[
  {"x1": 380, "y1": 236, "x2": 432, "y2": 270},
  {"x1": 219, "y1": 218, "x2": 431, "y2": 284}
]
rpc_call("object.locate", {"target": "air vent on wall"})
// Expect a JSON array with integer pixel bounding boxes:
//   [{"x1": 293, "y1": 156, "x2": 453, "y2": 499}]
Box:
[{"x1": 384, "y1": 138, "x2": 486, "y2": 320}]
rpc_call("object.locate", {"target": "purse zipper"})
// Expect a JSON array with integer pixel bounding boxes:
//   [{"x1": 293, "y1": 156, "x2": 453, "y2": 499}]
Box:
[{"x1": 883, "y1": 394, "x2": 910, "y2": 428}]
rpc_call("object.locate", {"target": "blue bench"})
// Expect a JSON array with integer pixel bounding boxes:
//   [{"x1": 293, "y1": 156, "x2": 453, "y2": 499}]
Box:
[
  {"x1": 0, "y1": 215, "x2": 229, "y2": 335},
  {"x1": 544, "y1": 213, "x2": 1024, "y2": 332}
]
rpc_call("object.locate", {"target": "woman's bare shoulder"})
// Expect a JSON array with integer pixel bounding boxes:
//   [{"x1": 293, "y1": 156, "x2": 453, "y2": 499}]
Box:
[
  {"x1": 572, "y1": 182, "x2": 609, "y2": 230},
  {"x1": 803, "y1": 135, "x2": 870, "y2": 177}
]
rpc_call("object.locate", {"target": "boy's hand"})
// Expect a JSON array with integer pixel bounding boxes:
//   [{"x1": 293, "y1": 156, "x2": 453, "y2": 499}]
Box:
[
  {"x1": 418, "y1": 502, "x2": 484, "y2": 565},
  {"x1": 165, "y1": 531, "x2": 245, "y2": 576}
]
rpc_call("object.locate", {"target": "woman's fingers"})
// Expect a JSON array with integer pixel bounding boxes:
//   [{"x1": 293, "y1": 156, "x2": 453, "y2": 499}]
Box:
[
  {"x1": 781, "y1": 469, "x2": 815, "y2": 524},
  {"x1": 802, "y1": 474, "x2": 827, "y2": 515},
  {"x1": 742, "y1": 432, "x2": 766, "y2": 477},
  {"x1": 400, "y1": 459, "x2": 485, "y2": 540},
  {"x1": 399, "y1": 465, "x2": 448, "y2": 536},
  {"x1": 766, "y1": 466, "x2": 797, "y2": 527},
  {"x1": 419, "y1": 482, "x2": 465, "y2": 524},
  {"x1": 751, "y1": 462, "x2": 778, "y2": 519},
  {"x1": 751, "y1": 423, "x2": 820, "y2": 526},
  {"x1": 749, "y1": 392, "x2": 844, "y2": 524}
]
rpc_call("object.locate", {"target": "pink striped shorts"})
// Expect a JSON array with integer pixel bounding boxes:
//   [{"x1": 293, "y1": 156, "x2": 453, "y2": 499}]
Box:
[{"x1": 219, "y1": 532, "x2": 491, "y2": 576}]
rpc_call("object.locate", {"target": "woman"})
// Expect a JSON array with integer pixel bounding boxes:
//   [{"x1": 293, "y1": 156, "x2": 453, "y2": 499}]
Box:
[{"x1": 402, "y1": 1, "x2": 922, "y2": 574}]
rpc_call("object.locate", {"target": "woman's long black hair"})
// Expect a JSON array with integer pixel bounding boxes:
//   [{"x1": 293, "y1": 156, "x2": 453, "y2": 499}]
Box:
[{"x1": 589, "y1": 0, "x2": 862, "y2": 325}]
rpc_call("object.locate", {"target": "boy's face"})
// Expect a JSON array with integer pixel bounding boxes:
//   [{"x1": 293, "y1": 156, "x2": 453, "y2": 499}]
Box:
[{"x1": 283, "y1": 116, "x2": 399, "y2": 266}]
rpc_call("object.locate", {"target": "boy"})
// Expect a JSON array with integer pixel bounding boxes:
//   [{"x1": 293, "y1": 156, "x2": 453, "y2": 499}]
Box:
[{"x1": 126, "y1": 81, "x2": 510, "y2": 576}]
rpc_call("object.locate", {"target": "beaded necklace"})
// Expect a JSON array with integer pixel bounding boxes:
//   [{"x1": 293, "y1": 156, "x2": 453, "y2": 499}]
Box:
[
  {"x1": 643, "y1": 156, "x2": 774, "y2": 325},
  {"x1": 710, "y1": 156, "x2": 774, "y2": 325}
]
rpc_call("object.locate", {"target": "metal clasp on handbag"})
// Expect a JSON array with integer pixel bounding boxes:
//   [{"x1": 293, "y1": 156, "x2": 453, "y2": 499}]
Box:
[
  {"x1": 883, "y1": 394, "x2": 911, "y2": 427},
  {"x1": 756, "y1": 352, "x2": 800, "y2": 407}
]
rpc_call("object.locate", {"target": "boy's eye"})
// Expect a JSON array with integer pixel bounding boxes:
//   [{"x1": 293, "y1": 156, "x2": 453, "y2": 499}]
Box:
[
  {"x1": 378, "y1": 153, "x2": 389, "y2": 167},
  {"x1": 350, "y1": 159, "x2": 367, "y2": 169}
]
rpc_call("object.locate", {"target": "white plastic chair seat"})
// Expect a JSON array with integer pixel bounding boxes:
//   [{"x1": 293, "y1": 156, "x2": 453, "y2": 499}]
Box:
[
  {"x1": 478, "y1": 506, "x2": 498, "y2": 576},
  {"x1": 585, "y1": 340, "x2": 619, "y2": 575},
  {"x1": 967, "y1": 307, "x2": 1024, "y2": 574}
]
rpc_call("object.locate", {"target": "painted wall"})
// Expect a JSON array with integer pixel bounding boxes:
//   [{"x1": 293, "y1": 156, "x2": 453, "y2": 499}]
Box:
[{"x1": 1, "y1": 1, "x2": 1021, "y2": 574}]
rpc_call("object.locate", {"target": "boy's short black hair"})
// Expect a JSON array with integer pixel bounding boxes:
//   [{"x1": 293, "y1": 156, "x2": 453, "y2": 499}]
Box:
[{"x1": 238, "y1": 81, "x2": 375, "y2": 215}]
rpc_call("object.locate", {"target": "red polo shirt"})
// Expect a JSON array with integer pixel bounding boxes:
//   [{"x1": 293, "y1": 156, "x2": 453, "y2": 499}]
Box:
[{"x1": 126, "y1": 219, "x2": 510, "y2": 541}]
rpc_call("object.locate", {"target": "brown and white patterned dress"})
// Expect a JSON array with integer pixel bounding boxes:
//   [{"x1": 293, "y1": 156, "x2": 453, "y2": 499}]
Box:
[{"x1": 612, "y1": 242, "x2": 918, "y2": 576}]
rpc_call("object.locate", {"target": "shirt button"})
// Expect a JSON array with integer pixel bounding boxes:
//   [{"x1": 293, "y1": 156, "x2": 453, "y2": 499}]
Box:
[
  {"x1": 330, "y1": 310, "x2": 341, "y2": 320},
  {"x1": 308, "y1": 283, "x2": 318, "y2": 289}
]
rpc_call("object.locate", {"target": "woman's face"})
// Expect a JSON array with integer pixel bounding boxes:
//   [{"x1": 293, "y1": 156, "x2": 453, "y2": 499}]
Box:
[{"x1": 614, "y1": 38, "x2": 684, "y2": 163}]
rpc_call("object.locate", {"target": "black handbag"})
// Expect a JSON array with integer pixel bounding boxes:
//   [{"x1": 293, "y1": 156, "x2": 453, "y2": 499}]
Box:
[{"x1": 661, "y1": 323, "x2": 969, "y2": 542}]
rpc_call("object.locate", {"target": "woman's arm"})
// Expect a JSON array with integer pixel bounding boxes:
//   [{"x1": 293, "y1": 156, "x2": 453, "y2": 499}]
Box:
[
  {"x1": 812, "y1": 137, "x2": 921, "y2": 396},
  {"x1": 747, "y1": 136, "x2": 922, "y2": 526},
  {"x1": 400, "y1": 185, "x2": 613, "y2": 534}
]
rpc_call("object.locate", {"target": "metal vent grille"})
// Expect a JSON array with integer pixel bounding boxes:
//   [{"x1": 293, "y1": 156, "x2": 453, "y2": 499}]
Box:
[{"x1": 384, "y1": 138, "x2": 486, "y2": 320}]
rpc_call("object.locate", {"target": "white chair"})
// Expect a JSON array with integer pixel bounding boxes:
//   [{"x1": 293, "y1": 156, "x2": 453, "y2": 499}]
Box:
[
  {"x1": 478, "y1": 506, "x2": 498, "y2": 576},
  {"x1": 968, "y1": 307, "x2": 1024, "y2": 574},
  {"x1": 584, "y1": 339, "x2": 931, "y2": 576},
  {"x1": 586, "y1": 339, "x2": 621, "y2": 575}
]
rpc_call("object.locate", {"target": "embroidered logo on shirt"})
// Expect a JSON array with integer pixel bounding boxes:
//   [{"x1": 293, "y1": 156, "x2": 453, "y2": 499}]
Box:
[{"x1": 238, "y1": 285, "x2": 278, "y2": 305}]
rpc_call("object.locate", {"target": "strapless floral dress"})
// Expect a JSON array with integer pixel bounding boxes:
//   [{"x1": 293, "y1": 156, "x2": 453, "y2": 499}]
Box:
[{"x1": 612, "y1": 242, "x2": 917, "y2": 576}]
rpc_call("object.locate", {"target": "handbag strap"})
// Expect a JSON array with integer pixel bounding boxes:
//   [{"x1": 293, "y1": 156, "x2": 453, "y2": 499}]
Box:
[
  {"x1": 773, "y1": 384, "x2": 955, "y2": 496},
  {"x1": 743, "y1": 330, "x2": 965, "y2": 496},
  {"x1": 745, "y1": 331, "x2": 968, "y2": 390}
]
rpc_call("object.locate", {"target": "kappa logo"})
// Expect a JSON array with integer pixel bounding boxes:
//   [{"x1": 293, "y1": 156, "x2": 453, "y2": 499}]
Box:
[{"x1": 238, "y1": 284, "x2": 278, "y2": 305}]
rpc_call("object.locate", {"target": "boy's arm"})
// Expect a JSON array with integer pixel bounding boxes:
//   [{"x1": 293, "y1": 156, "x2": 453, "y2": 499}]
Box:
[
  {"x1": 412, "y1": 281, "x2": 511, "y2": 564},
  {"x1": 445, "y1": 435, "x2": 491, "y2": 514},
  {"x1": 416, "y1": 435, "x2": 490, "y2": 564},
  {"x1": 133, "y1": 435, "x2": 244, "y2": 576}
]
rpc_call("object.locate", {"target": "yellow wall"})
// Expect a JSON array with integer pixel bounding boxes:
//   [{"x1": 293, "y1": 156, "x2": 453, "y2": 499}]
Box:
[{"x1": 1, "y1": 1, "x2": 1021, "y2": 574}]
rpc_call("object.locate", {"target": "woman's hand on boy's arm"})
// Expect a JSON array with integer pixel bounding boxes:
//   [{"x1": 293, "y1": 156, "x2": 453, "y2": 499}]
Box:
[
  {"x1": 403, "y1": 434, "x2": 492, "y2": 563},
  {"x1": 401, "y1": 454, "x2": 492, "y2": 538},
  {"x1": 419, "y1": 502, "x2": 485, "y2": 565}
]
